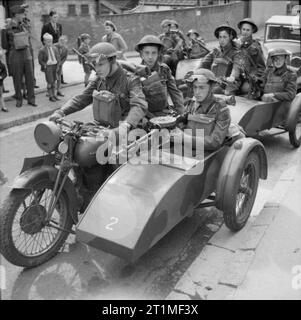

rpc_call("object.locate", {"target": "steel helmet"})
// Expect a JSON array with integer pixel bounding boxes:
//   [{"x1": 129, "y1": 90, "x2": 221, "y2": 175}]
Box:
[
  {"x1": 187, "y1": 29, "x2": 200, "y2": 37},
  {"x1": 169, "y1": 19, "x2": 179, "y2": 28},
  {"x1": 237, "y1": 18, "x2": 258, "y2": 33},
  {"x1": 88, "y1": 42, "x2": 117, "y2": 62},
  {"x1": 269, "y1": 48, "x2": 291, "y2": 58},
  {"x1": 187, "y1": 68, "x2": 217, "y2": 84},
  {"x1": 135, "y1": 35, "x2": 165, "y2": 52},
  {"x1": 160, "y1": 19, "x2": 171, "y2": 28},
  {"x1": 214, "y1": 24, "x2": 237, "y2": 39}
]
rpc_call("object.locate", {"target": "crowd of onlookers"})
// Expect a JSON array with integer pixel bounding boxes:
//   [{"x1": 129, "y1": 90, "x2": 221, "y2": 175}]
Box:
[{"x1": 0, "y1": 3, "x2": 130, "y2": 113}]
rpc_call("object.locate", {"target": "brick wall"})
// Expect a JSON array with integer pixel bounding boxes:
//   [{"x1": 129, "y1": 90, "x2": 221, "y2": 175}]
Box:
[{"x1": 28, "y1": 1, "x2": 244, "y2": 54}]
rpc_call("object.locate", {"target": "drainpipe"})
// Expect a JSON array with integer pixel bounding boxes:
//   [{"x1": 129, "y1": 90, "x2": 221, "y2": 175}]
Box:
[{"x1": 244, "y1": 0, "x2": 251, "y2": 18}]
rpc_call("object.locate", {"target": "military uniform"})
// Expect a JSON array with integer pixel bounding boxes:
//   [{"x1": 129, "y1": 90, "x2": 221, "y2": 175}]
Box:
[
  {"x1": 159, "y1": 31, "x2": 183, "y2": 76},
  {"x1": 199, "y1": 43, "x2": 241, "y2": 95},
  {"x1": 238, "y1": 36, "x2": 266, "y2": 77},
  {"x1": 4, "y1": 19, "x2": 35, "y2": 106},
  {"x1": 139, "y1": 61, "x2": 184, "y2": 115},
  {"x1": 184, "y1": 93, "x2": 231, "y2": 151},
  {"x1": 58, "y1": 65, "x2": 147, "y2": 128}
]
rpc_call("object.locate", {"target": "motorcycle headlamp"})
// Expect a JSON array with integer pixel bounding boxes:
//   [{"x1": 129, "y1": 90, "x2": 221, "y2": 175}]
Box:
[{"x1": 34, "y1": 121, "x2": 62, "y2": 153}]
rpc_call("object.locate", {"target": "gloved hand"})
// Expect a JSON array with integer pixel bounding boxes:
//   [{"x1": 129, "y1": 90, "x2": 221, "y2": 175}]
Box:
[
  {"x1": 49, "y1": 110, "x2": 64, "y2": 122},
  {"x1": 176, "y1": 113, "x2": 188, "y2": 125},
  {"x1": 261, "y1": 93, "x2": 278, "y2": 102},
  {"x1": 136, "y1": 65, "x2": 151, "y2": 78},
  {"x1": 226, "y1": 75, "x2": 235, "y2": 83}
]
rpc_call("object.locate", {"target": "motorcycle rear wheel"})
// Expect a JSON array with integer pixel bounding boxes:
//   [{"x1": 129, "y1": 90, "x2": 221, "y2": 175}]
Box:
[{"x1": 0, "y1": 181, "x2": 73, "y2": 268}]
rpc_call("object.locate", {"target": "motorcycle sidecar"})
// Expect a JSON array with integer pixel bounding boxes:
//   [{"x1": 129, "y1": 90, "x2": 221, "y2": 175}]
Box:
[
  {"x1": 225, "y1": 93, "x2": 301, "y2": 148},
  {"x1": 76, "y1": 136, "x2": 267, "y2": 262}
]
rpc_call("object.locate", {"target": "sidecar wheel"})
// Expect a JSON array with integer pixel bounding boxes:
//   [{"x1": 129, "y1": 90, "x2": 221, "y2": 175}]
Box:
[
  {"x1": 287, "y1": 95, "x2": 301, "y2": 148},
  {"x1": 288, "y1": 113, "x2": 301, "y2": 148},
  {"x1": 222, "y1": 152, "x2": 260, "y2": 231},
  {"x1": 0, "y1": 182, "x2": 72, "y2": 268}
]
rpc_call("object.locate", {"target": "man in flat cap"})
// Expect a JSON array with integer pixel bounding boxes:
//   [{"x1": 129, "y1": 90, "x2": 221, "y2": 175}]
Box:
[
  {"x1": 2, "y1": 5, "x2": 36, "y2": 107},
  {"x1": 102, "y1": 20, "x2": 128, "y2": 60}
]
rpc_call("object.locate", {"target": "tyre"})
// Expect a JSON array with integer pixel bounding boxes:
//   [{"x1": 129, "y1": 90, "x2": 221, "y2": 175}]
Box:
[
  {"x1": 223, "y1": 152, "x2": 260, "y2": 231},
  {"x1": 287, "y1": 95, "x2": 301, "y2": 148},
  {"x1": 288, "y1": 111, "x2": 301, "y2": 148},
  {"x1": 0, "y1": 180, "x2": 73, "y2": 268}
]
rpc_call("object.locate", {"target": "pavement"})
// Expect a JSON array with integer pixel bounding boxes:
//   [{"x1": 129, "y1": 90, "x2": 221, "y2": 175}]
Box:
[
  {"x1": 0, "y1": 52, "x2": 140, "y2": 131},
  {"x1": 167, "y1": 147, "x2": 301, "y2": 300}
]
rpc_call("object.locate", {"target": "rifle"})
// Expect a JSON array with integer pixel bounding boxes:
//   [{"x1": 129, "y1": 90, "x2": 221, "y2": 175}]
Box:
[{"x1": 72, "y1": 48, "x2": 96, "y2": 72}]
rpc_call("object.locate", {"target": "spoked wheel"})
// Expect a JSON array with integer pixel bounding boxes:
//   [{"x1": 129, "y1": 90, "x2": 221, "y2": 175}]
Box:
[
  {"x1": 223, "y1": 152, "x2": 260, "y2": 231},
  {"x1": 0, "y1": 181, "x2": 72, "y2": 268}
]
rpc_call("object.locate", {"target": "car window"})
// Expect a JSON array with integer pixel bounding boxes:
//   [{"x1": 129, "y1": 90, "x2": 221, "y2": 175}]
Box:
[{"x1": 266, "y1": 24, "x2": 301, "y2": 41}]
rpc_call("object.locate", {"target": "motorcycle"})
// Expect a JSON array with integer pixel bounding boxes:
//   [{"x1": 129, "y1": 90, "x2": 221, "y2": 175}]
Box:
[{"x1": 0, "y1": 119, "x2": 121, "y2": 268}]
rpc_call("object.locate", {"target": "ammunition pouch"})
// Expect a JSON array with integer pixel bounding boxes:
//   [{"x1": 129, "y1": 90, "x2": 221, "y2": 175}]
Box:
[
  {"x1": 92, "y1": 90, "x2": 122, "y2": 128},
  {"x1": 141, "y1": 72, "x2": 168, "y2": 113},
  {"x1": 13, "y1": 31, "x2": 29, "y2": 50}
]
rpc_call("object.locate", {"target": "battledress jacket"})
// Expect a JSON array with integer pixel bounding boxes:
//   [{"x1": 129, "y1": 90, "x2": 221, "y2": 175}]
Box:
[
  {"x1": 262, "y1": 65, "x2": 297, "y2": 101},
  {"x1": 59, "y1": 65, "x2": 148, "y2": 127},
  {"x1": 140, "y1": 61, "x2": 184, "y2": 114},
  {"x1": 184, "y1": 94, "x2": 231, "y2": 151},
  {"x1": 198, "y1": 42, "x2": 241, "y2": 79}
]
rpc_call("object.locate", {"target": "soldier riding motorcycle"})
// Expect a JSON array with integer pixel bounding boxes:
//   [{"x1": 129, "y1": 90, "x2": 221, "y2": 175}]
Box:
[{"x1": 0, "y1": 43, "x2": 148, "y2": 268}]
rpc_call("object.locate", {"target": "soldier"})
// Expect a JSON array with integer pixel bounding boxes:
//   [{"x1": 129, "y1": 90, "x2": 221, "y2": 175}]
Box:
[
  {"x1": 186, "y1": 29, "x2": 209, "y2": 59},
  {"x1": 159, "y1": 19, "x2": 184, "y2": 76},
  {"x1": 175, "y1": 68, "x2": 231, "y2": 151},
  {"x1": 49, "y1": 43, "x2": 147, "y2": 133},
  {"x1": 261, "y1": 48, "x2": 297, "y2": 103},
  {"x1": 131, "y1": 35, "x2": 184, "y2": 116},
  {"x1": 3, "y1": 5, "x2": 36, "y2": 108},
  {"x1": 21, "y1": 3, "x2": 39, "y2": 89},
  {"x1": 236, "y1": 18, "x2": 266, "y2": 96},
  {"x1": 197, "y1": 24, "x2": 241, "y2": 95},
  {"x1": 78, "y1": 33, "x2": 92, "y2": 87}
]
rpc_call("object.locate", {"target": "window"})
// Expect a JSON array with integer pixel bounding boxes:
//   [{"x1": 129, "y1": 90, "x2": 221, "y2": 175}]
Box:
[
  {"x1": 68, "y1": 4, "x2": 76, "y2": 16},
  {"x1": 81, "y1": 4, "x2": 89, "y2": 16},
  {"x1": 266, "y1": 24, "x2": 301, "y2": 42}
]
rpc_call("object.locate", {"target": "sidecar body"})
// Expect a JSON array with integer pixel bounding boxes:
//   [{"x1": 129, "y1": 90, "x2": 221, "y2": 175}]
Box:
[{"x1": 76, "y1": 135, "x2": 268, "y2": 262}]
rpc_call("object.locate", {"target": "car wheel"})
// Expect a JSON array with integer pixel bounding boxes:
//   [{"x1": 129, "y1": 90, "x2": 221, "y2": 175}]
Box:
[{"x1": 223, "y1": 152, "x2": 260, "y2": 231}]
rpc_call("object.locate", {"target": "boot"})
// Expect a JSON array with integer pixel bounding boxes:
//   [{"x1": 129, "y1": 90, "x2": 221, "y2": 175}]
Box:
[{"x1": 52, "y1": 87, "x2": 60, "y2": 101}]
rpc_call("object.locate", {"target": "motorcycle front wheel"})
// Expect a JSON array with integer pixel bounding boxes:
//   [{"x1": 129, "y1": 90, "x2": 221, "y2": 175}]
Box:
[{"x1": 0, "y1": 180, "x2": 73, "y2": 268}]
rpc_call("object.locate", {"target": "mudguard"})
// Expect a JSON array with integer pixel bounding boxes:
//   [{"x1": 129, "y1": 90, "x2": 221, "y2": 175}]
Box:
[
  {"x1": 215, "y1": 137, "x2": 267, "y2": 211},
  {"x1": 10, "y1": 164, "x2": 79, "y2": 224},
  {"x1": 76, "y1": 148, "x2": 227, "y2": 261},
  {"x1": 287, "y1": 93, "x2": 301, "y2": 131}
]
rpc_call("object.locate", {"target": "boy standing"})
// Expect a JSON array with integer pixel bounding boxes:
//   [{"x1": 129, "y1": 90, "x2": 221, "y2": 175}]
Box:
[
  {"x1": 38, "y1": 33, "x2": 61, "y2": 102},
  {"x1": 78, "y1": 33, "x2": 92, "y2": 87},
  {"x1": 55, "y1": 35, "x2": 68, "y2": 97}
]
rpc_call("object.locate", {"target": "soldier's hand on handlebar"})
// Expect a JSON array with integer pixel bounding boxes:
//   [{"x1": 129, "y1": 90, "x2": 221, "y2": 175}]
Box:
[
  {"x1": 261, "y1": 93, "x2": 278, "y2": 103},
  {"x1": 49, "y1": 111, "x2": 64, "y2": 122}
]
